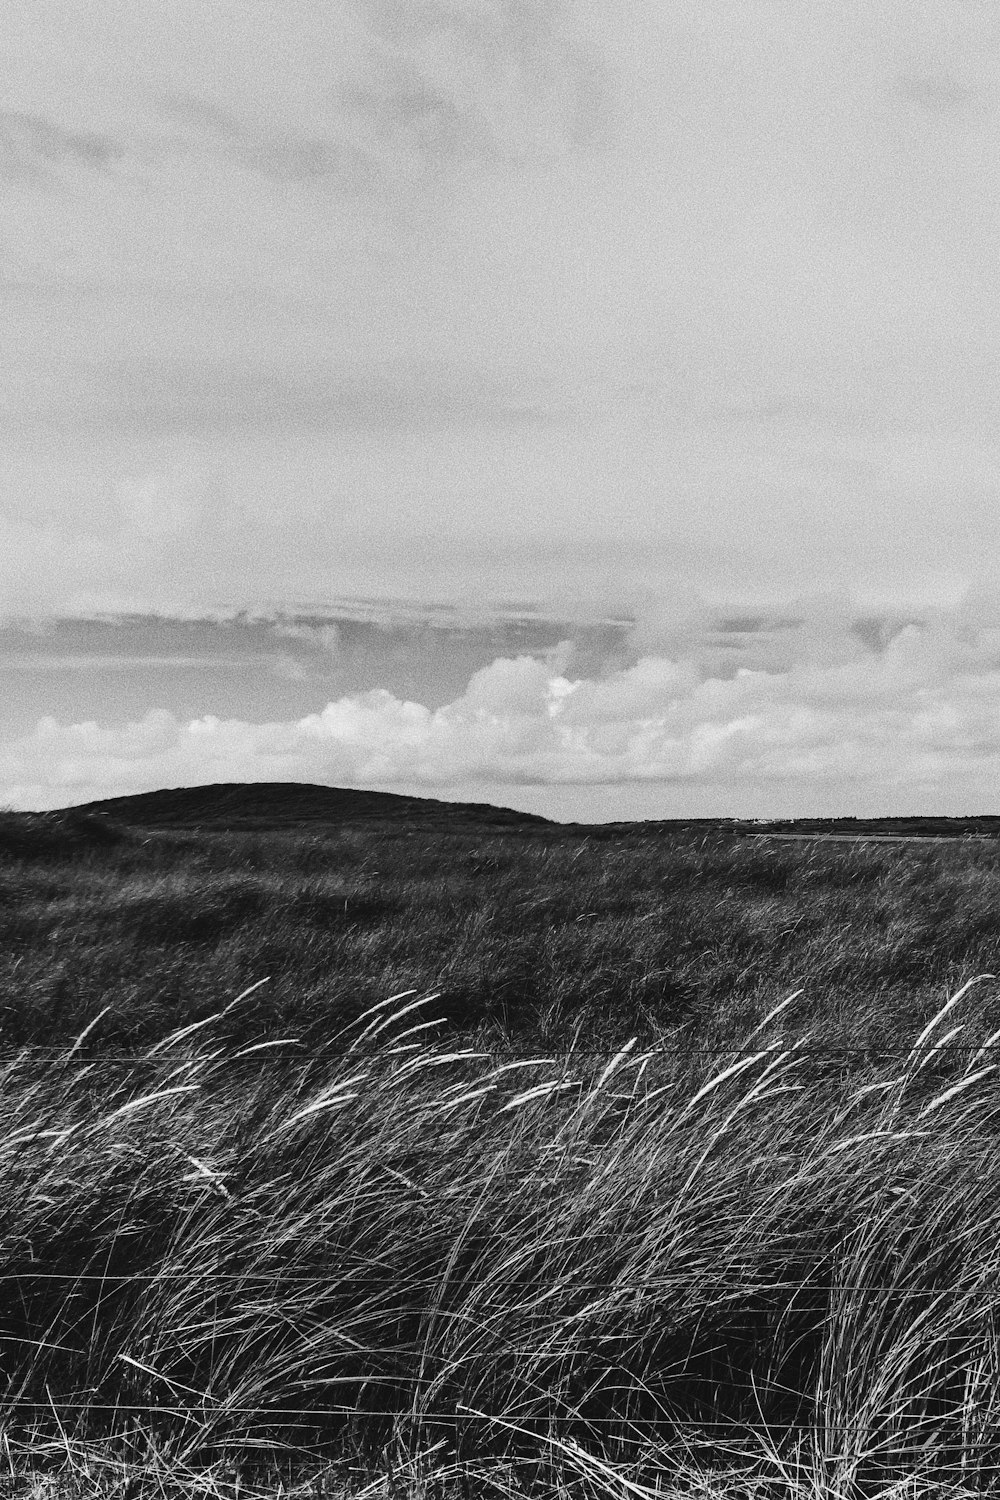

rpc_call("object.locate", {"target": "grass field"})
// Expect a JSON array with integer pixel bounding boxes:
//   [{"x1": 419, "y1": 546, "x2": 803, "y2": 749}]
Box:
[{"x1": 3, "y1": 789, "x2": 1000, "y2": 1496}]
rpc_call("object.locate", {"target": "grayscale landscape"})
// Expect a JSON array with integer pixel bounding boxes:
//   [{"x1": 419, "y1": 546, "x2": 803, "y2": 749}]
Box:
[{"x1": 4, "y1": 0, "x2": 1000, "y2": 1493}]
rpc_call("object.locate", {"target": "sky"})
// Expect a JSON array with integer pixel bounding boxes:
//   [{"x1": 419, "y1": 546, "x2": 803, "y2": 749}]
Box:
[{"x1": 3, "y1": 0, "x2": 1000, "y2": 820}]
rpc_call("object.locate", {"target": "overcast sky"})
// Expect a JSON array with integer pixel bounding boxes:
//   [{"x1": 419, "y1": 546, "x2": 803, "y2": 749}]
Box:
[{"x1": 4, "y1": 1, "x2": 1000, "y2": 818}]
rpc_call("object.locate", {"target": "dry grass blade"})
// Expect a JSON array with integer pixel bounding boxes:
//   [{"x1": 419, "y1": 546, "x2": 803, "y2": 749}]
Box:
[
  {"x1": 679, "y1": 1044, "x2": 781, "y2": 1117},
  {"x1": 501, "y1": 1079, "x2": 578, "y2": 1112},
  {"x1": 917, "y1": 1065, "x2": 997, "y2": 1118},
  {"x1": 144, "y1": 978, "x2": 271, "y2": 1057},
  {"x1": 911, "y1": 974, "x2": 996, "y2": 1055},
  {"x1": 745, "y1": 989, "x2": 803, "y2": 1043},
  {"x1": 595, "y1": 1038, "x2": 638, "y2": 1091},
  {"x1": 90, "y1": 1084, "x2": 200, "y2": 1130},
  {"x1": 66, "y1": 1005, "x2": 114, "y2": 1057}
]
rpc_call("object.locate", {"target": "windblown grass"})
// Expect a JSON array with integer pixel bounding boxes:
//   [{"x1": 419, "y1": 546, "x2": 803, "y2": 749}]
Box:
[
  {"x1": 6, "y1": 816, "x2": 1000, "y2": 1492},
  {"x1": 4, "y1": 978, "x2": 1000, "y2": 1496},
  {"x1": 4, "y1": 818, "x2": 1000, "y2": 1056},
  {"x1": 0, "y1": 807, "x2": 125, "y2": 861}
]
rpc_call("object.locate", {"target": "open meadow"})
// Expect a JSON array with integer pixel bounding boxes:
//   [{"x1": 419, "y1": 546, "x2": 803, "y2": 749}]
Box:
[{"x1": 3, "y1": 790, "x2": 1000, "y2": 1497}]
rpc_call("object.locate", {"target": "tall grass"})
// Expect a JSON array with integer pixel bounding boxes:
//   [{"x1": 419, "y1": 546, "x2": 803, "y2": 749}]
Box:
[
  {"x1": 4, "y1": 979, "x2": 1000, "y2": 1496},
  {"x1": 5, "y1": 822, "x2": 1000, "y2": 1055}
]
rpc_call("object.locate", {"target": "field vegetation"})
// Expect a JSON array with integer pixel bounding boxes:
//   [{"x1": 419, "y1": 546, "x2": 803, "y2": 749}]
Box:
[{"x1": 3, "y1": 793, "x2": 1000, "y2": 1496}]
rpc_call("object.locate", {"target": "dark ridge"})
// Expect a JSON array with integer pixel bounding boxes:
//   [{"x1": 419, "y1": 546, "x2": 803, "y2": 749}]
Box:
[
  {"x1": 68, "y1": 781, "x2": 552, "y2": 831},
  {"x1": 572, "y1": 815, "x2": 1000, "y2": 841},
  {"x1": 743, "y1": 815, "x2": 1000, "y2": 840}
]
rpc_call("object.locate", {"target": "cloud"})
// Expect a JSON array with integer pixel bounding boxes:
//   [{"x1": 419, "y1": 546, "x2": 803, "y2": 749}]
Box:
[
  {"x1": 0, "y1": 110, "x2": 121, "y2": 181},
  {"x1": 4, "y1": 0, "x2": 1000, "y2": 627},
  {"x1": 271, "y1": 621, "x2": 343, "y2": 661},
  {"x1": 8, "y1": 354, "x2": 569, "y2": 435},
  {"x1": 327, "y1": 0, "x2": 614, "y2": 181},
  {"x1": 341, "y1": 63, "x2": 505, "y2": 170},
  {"x1": 150, "y1": 92, "x2": 373, "y2": 189},
  {"x1": 8, "y1": 607, "x2": 1000, "y2": 814},
  {"x1": 1, "y1": 655, "x2": 250, "y2": 673},
  {"x1": 229, "y1": 134, "x2": 374, "y2": 189},
  {"x1": 157, "y1": 93, "x2": 240, "y2": 139},
  {"x1": 893, "y1": 75, "x2": 972, "y2": 113},
  {"x1": 141, "y1": 0, "x2": 613, "y2": 194}
]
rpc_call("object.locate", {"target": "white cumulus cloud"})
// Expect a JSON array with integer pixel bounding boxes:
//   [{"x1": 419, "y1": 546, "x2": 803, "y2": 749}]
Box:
[{"x1": 7, "y1": 615, "x2": 1000, "y2": 817}]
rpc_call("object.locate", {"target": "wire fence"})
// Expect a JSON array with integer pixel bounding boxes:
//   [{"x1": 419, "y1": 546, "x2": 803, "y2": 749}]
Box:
[
  {"x1": 2, "y1": 1044, "x2": 1000, "y2": 1061},
  {"x1": 0, "y1": 1274, "x2": 984, "y2": 1290}
]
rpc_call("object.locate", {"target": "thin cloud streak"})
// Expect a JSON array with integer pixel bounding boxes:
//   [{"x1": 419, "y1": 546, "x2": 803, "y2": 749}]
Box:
[{"x1": 0, "y1": 110, "x2": 121, "y2": 180}]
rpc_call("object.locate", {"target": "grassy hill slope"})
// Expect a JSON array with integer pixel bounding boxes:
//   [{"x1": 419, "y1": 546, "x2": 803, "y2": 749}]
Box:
[{"x1": 72, "y1": 779, "x2": 552, "y2": 831}]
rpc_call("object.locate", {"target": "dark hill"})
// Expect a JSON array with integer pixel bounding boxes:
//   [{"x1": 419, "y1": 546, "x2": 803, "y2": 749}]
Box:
[{"x1": 71, "y1": 781, "x2": 552, "y2": 832}]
